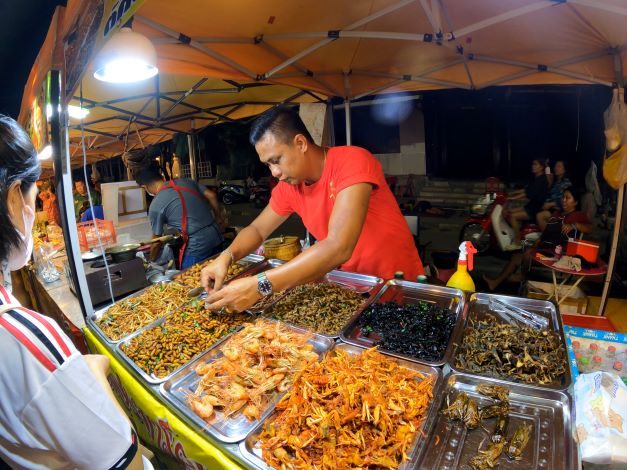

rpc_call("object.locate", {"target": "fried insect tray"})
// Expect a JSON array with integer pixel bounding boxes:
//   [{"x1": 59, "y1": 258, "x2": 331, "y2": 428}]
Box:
[
  {"x1": 239, "y1": 342, "x2": 443, "y2": 470},
  {"x1": 340, "y1": 279, "x2": 465, "y2": 367},
  {"x1": 262, "y1": 270, "x2": 383, "y2": 339},
  {"x1": 87, "y1": 282, "x2": 188, "y2": 345},
  {"x1": 418, "y1": 373, "x2": 574, "y2": 470},
  {"x1": 450, "y1": 292, "x2": 572, "y2": 391},
  {"x1": 115, "y1": 306, "x2": 245, "y2": 385},
  {"x1": 159, "y1": 320, "x2": 334, "y2": 443}
]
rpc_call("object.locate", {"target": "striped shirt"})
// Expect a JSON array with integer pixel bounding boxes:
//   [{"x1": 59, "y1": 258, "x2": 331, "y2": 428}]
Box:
[{"x1": 0, "y1": 286, "x2": 137, "y2": 469}]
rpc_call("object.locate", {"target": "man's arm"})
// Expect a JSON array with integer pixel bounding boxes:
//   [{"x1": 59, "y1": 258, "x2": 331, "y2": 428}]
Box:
[
  {"x1": 149, "y1": 234, "x2": 163, "y2": 261},
  {"x1": 201, "y1": 205, "x2": 288, "y2": 292},
  {"x1": 205, "y1": 183, "x2": 372, "y2": 311},
  {"x1": 203, "y1": 188, "x2": 221, "y2": 220}
]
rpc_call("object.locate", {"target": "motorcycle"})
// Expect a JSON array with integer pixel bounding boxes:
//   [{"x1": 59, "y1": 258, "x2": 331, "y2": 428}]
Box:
[
  {"x1": 249, "y1": 184, "x2": 270, "y2": 208},
  {"x1": 460, "y1": 191, "x2": 541, "y2": 253},
  {"x1": 218, "y1": 181, "x2": 248, "y2": 205}
]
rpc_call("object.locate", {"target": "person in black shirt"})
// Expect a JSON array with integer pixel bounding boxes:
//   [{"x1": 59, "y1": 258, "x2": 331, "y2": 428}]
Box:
[{"x1": 507, "y1": 159, "x2": 550, "y2": 244}]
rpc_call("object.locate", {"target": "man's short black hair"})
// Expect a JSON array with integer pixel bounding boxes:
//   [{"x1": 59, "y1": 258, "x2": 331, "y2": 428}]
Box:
[
  {"x1": 135, "y1": 166, "x2": 163, "y2": 186},
  {"x1": 249, "y1": 105, "x2": 314, "y2": 146}
]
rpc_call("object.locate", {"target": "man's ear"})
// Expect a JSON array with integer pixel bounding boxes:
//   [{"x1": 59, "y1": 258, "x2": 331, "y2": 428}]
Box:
[{"x1": 294, "y1": 134, "x2": 308, "y2": 153}]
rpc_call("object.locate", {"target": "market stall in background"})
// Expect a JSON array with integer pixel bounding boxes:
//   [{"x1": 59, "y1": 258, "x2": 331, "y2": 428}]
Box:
[{"x1": 16, "y1": 0, "x2": 627, "y2": 468}]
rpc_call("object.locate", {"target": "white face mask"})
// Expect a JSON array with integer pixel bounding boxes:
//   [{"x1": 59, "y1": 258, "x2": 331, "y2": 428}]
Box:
[{"x1": 7, "y1": 191, "x2": 35, "y2": 271}]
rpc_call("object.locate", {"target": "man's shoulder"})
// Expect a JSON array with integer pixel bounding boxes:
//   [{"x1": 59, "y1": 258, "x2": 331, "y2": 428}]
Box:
[{"x1": 330, "y1": 145, "x2": 375, "y2": 158}]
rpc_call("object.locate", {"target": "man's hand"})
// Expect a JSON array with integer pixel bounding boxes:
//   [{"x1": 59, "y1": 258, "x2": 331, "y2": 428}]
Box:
[
  {"x1": 201, "y1": 252, "x2": 231, "y2": 293},
  {"x1": 561, "y1": 223, "x2": 574, "y2": 235},
  {"x1": 205, "y1": 275, "x2": 261, "y2": 312}
]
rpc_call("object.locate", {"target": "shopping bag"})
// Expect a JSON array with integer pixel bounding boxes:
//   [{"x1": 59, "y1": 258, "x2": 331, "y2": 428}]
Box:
[{"x1": 603, "y1": 88, "x2": 627, "y2": 189}]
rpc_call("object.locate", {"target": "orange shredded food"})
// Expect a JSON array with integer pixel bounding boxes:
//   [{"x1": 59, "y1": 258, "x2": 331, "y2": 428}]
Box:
[{"x1": 258, "y1": 347, "x2": 434, "y2": 469}]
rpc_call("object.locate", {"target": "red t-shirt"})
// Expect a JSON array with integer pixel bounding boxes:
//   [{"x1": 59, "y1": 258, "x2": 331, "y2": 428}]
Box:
[{"x1": 270, "y1": 146, "x2": 424, "y2": 280}]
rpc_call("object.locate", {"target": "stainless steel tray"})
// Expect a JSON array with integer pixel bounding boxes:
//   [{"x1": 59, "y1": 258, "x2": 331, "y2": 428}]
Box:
[
  {"x1": 418, "y1": 372, "x2": 575, "y2": 470},
  {"x1": 450, "y1": 292, "x2": 572, "y2": 391},
  {"x1": 86, "y1": 282, "x2": 188, "y2": 345},
  {"x1": 159, "y1": 319, "x2": 334, "y2": 443},
  {"x1": 115, "y1": 304, "x2": 245, "y2": 385},
  {"x1": 261, "y1": 270, "x2": 384, "y2": 339},
  {"x1": 340, "y1": 279, "x2": 466, "y2": 367},
  {"x1": 239, "y1": 342, "x2": 443, "y2": 470}
]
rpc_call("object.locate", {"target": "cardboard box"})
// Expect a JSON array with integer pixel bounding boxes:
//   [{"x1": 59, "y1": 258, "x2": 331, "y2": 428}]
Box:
[{"x1": 525, "y1": 280, "x2": 588, "y2": 315}]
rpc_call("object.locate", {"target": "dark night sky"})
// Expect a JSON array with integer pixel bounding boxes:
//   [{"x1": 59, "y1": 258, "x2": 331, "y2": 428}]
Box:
[{"x1": 0, "y1": 0, "x2": 66, "y2": 118}]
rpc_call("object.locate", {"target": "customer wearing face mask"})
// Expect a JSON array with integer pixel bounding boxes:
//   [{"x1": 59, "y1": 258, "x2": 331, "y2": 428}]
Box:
[{"x1": 0, "y1": 115, "x2": 144, "y2": 469}]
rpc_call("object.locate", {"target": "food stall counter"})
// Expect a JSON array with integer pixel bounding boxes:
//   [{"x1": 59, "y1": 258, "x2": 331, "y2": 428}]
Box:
[{"x1": 85, "y1": 327, "x2": 253, "y2": 469}]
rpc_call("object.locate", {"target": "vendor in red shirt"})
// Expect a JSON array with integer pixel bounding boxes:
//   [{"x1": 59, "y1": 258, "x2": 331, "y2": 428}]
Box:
[{"x1": 202, "y1": 105, "x2": 424, "y2": 311}]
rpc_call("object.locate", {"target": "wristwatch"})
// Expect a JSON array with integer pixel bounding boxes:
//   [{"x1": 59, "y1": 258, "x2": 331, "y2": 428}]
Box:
[{"x1": 256, "y1": 272, "x2": 273, "y2": 297}]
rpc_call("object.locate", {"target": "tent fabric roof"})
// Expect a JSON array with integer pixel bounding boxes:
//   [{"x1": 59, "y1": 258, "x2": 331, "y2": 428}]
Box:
[{"x1": 20, "y1": 0, "x2": 627, "y2": 164}]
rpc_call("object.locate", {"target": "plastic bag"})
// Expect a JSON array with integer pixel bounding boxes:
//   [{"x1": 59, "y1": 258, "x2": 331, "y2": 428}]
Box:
[
  {"x1": 603, "y1": 88, "x2": 627, "y2": 190},
  {"x1": 575, "y1": 371, "x2": 627, "y2": 464}
]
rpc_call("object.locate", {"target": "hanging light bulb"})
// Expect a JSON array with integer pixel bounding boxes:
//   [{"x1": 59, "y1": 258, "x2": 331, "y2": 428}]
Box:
[{"x1": 93, "y1": 27, "x2": 158, "y2": 83}]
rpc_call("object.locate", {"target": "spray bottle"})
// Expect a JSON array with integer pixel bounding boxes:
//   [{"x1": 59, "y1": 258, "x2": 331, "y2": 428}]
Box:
[{"x1": 446, "y1": 241, "x2": 478, "y2": 292}]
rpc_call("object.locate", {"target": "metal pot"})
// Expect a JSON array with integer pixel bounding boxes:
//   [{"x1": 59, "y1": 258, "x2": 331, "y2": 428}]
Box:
[
  {"x1": 104, "y1": 235, "x2": 175, "y2": 263},
  {"x1": 105, "y1": 243, "x2": 141, "y2": 263}
]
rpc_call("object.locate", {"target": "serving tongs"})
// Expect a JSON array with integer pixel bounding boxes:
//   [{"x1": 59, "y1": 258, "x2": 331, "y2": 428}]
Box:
[
  {"x1": 324, "y1": 279, "x2": 374, "y2": 294},
  {"x1": 488, "y1": 297, "x2": 549, "y2": 330}
]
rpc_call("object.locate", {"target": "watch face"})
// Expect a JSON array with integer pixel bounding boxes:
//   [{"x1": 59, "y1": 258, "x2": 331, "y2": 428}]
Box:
[{"x1": 257, "y1": 273, "x2": 273, "y2": 296}]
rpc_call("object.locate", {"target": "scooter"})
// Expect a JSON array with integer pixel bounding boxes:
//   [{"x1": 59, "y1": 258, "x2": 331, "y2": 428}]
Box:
[
  {"x1": 249, "y1": 184, "x2": 270, "y2": 208},
  {"x1": 460, "y1": 191, "x2": 541, "y2": 253},
  {"x1": 218, "y1": 181, "x2": 248, "y2": 205}
]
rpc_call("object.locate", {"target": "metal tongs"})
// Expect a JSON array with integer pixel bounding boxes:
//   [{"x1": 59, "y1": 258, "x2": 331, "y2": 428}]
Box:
[{"x1": 488, "y1": 297, "x2": 549, "y2": 330}]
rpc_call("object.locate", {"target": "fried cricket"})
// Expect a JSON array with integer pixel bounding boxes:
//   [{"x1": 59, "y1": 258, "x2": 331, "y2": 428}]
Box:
[
  {"x1": 468, "y1": 441, "x2": 506, "y2": 470},
  {"x1": 506, "y1": 424, "x2": 532, "y2": 460}
]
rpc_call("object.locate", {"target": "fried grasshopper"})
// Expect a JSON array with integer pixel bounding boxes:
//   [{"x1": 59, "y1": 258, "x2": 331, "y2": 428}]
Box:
[
  {"x1": 506, "y1": 423, "x2": 533, "y2": 460},
  {"x1": 468, "y1": 440, "x2": 506, "y2": 470}
]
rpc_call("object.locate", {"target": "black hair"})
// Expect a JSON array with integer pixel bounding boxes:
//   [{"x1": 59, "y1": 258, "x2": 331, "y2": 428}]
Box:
[
  {"x1": 532, "y1": 158, "x2": 547, "y2": 169},
  {"x1": 249, "y1": 105, "x2": 314, "y2": 146},
  {"x1": 0, "y1": 114, "x2": 40, "y2": 263},
  {"x1": 135, "y1": 166, "x2": 163, "y2": 186},
  {"x1": 562, "y1": 185, "x2": 582, "y2": 207}
]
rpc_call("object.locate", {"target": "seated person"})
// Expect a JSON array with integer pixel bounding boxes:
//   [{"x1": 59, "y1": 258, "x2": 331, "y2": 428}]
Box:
[
  {"x1": 536, "y1": 160, "x2": 572, "y2": 231},
  {"x1": 73, "y1": 179, "x2": 101, "y2": 222},
  {"x1": 484, "y1": 185, "x2": 592, "y2": 291},
  {"x1": 80, "y1": 204, "x2": 104, "y2": 222},
  {"x1": 506, "y1": 159, "x2": 550, "y2": 245}
]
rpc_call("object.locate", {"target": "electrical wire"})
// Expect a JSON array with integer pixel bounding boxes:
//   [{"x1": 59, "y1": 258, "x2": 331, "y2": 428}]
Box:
[{"x1": 79, "y1": 82, "x2": 116, "y2": 304}]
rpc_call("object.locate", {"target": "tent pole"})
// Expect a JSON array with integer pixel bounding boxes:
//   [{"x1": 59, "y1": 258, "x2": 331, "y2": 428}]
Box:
[
  {"x1": 344, "y1": 100, "x2": 352, "y2": 146},
  {"x1": 353, "y1": 69, "x2": 469, "y2": 89},
  {"x1": 473, "y1": 54, "x2": 614, "y2": 87},
  {"x1": 188, "y1": 120, "x2": 198, "y2": 182},
  {"x1": 598, "y1": 53, "x2": 626, "y2": 315},
  {"x1": 599, "y1": 185, "x2": 625, "y2": 315},
  {"x1": 262, "y1": 0, "x2": 415, "y2": 79}
]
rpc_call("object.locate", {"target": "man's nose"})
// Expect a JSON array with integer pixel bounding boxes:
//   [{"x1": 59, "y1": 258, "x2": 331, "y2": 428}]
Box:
[{"x1": 270, "y1": 165, "x2": 282, "y2": 179}]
